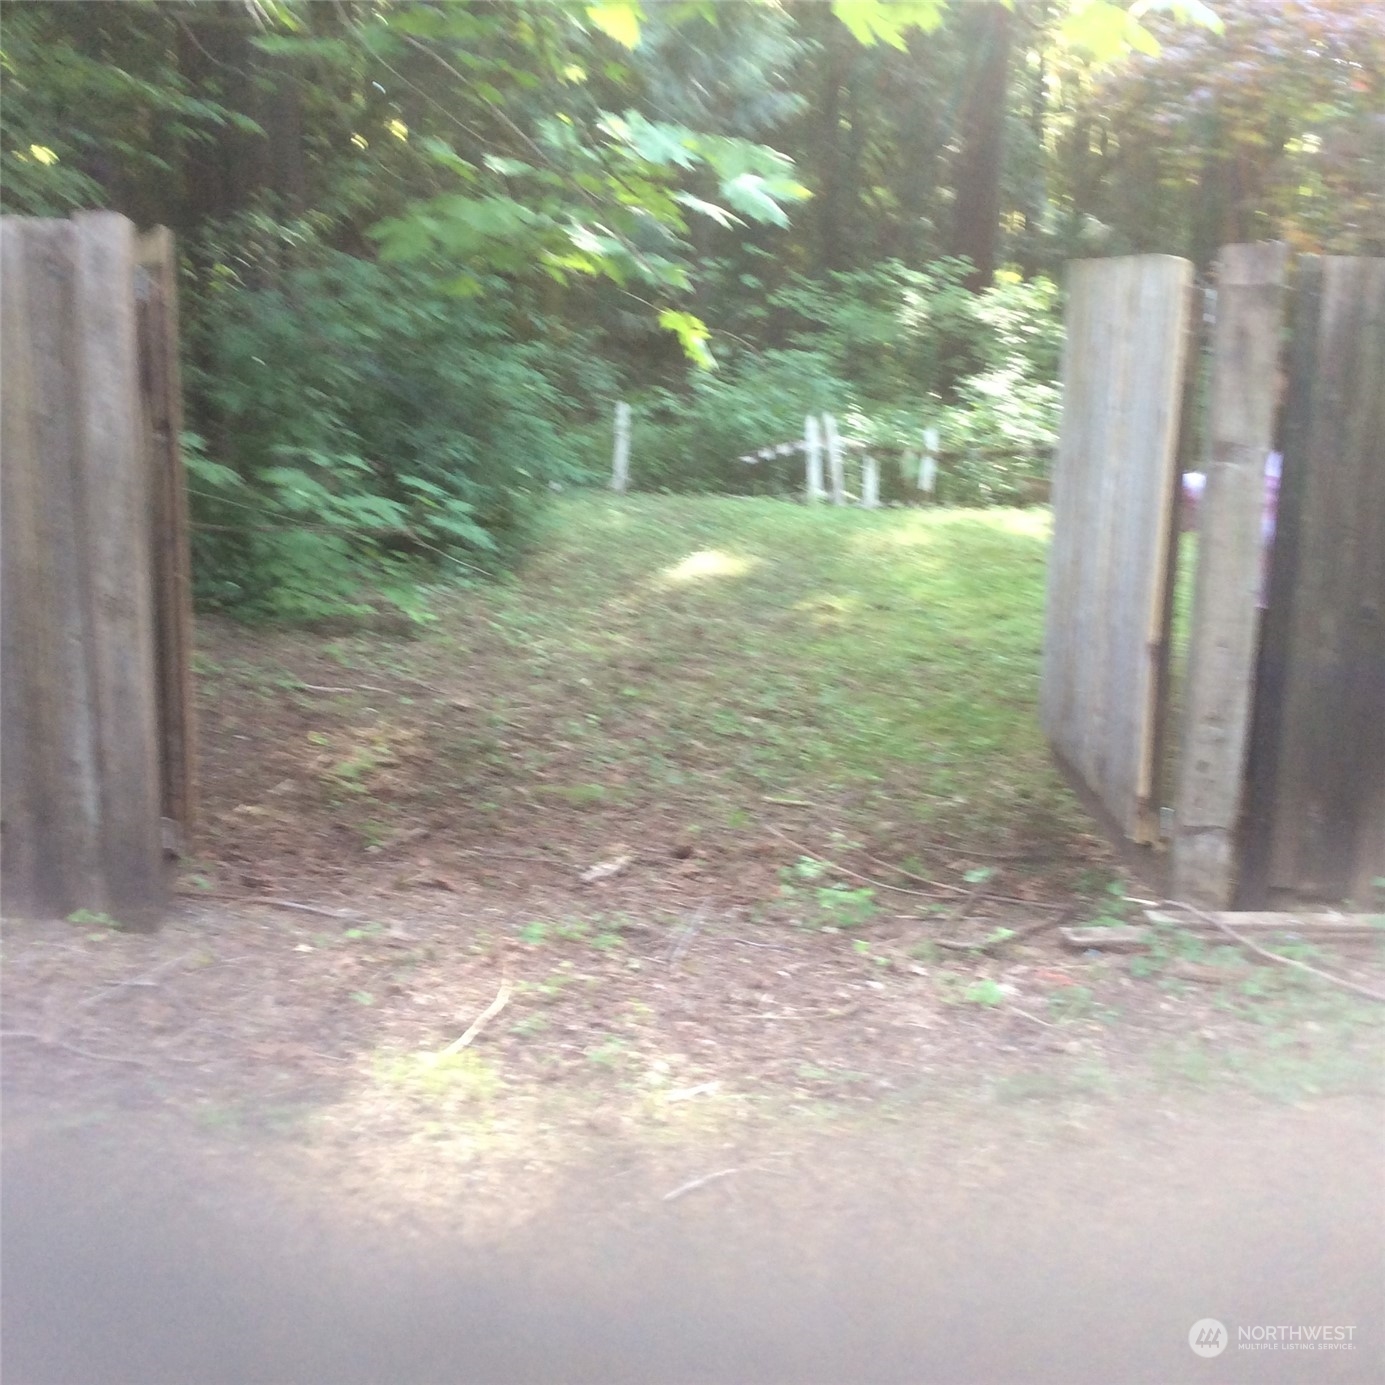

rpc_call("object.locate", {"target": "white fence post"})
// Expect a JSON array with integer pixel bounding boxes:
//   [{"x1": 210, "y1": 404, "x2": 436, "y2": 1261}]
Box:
[
  {"x1": 919, "y1": 426, "x2": 939, "y2": 499},
  {"x1": 611, "y1": 401, "x2": 631, "y2": 493},
  {"x1": 804, "y1": 414, "x2": 824, "y2": 501},
  {"x1": 861, "y1": 453, "x2": 880, "y2": 508},
  {"x1": 824, "y1": 413, "x2": 845, "y2": 506}
]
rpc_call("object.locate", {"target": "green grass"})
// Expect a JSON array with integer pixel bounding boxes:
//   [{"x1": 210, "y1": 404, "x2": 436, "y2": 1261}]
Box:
[{"x1": 436, "y1": 493, "x2": 1086, "y2": 849}]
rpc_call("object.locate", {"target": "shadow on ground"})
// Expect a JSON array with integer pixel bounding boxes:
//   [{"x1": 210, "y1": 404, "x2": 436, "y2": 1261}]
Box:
[{"x1": 4, "y1": 1090, "x2": 1380, "y2": 1385}]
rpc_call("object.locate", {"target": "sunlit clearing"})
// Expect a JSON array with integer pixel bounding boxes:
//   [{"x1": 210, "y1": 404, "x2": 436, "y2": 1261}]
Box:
[
  {"x1": 659, "y1": 549, "x2": 759, "y2": 584},
  {"x1": 853, "y1": 507, "x2": 1052, "y2": 551}
]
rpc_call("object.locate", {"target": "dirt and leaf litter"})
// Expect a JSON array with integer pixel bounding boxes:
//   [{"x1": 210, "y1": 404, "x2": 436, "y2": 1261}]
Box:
[
  {"x1": 4, "y1": 863, "x2": 1382, "y2": 1232},
  {"x1": 5, "y1": 497, "x2": 1384, "y2": 1234}
]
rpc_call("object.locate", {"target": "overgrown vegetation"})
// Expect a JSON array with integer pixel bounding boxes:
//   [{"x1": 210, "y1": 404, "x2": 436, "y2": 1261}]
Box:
[
  {"x1": 606, "y1": 260, "x2": 1062, "y2": 500},
  {"x1": 4, "y1": 0, "x2": 1378, "y2": 619}
]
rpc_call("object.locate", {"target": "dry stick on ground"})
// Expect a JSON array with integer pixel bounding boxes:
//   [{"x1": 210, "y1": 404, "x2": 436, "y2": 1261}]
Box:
[
  {"x1": 79, "y1": 952, "x2": 193, "y2": 1008},
  {"x1": 0, "y1": 1030, "x2": 156, "y2": 1067},
  {"x1": 762, "y1": 823, "x2": 1060, "y2": 909},
  {"x1": 861, "y1": 848, "x2": 1069, "y2": 908},
  {"x1": 662, "y1": 1168, "x2": 740, "y2": 1204},
  {"x1": 668, "y1": 906, "x2": 706, "y2": 969},
  {"x1": 293, "y1": 682, "x2": 391, "y2": 695},
  {"x1": 440, "y1": 975, "x2": 512, "y2": 1056},
  {"x1": 763, "y1": 824, "x2": 967, "y2": 899},
  {"x1": 935, "y1": 909, "x2": 1076, "y2": 955},
  {"x1": 207, "y1": 896, "x2": 370, "y2": 921},
  {"x1": 1165, "y1": 899, "x2": 1385, "y2": 1004}
]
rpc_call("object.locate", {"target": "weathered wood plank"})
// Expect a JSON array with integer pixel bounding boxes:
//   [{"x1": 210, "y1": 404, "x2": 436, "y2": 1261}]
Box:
[
  {"x1": 73, "y1": 212, "x2": 166, "y2": 924},
  {"x1": 1262, "y1": 257, "x2": 1385, "y2": 902},
  {"x1": 137, "y1": 226, "x2": 198, "y2": 848},
  {"x1": 1, "y1": 221, "x2": 42, "y2": 909},
  {"x1": 2, "y1": 214, "x2": 171, "y2": 924},
  {"x1": 1172, "y1": 242, "x2": 1289, "y2": 906},
  {"x1": 1, "y1": 219, "x2": 105, "y2": 915},
  {"x1": 1042, "y1": 255, "x2": 1193, "y2": 845}
]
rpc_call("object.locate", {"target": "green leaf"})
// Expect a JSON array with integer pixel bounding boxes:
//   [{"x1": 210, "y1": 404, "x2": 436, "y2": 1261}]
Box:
[
  {"x1": 719, "y1": 172, "x2": 792, "y2": 228},
  {"x1": 1060, "y1": 0, "x2": 1166, "y2": 65},
  {"x1": 674, "y1": 191, "x2": 741, "y2": 228},
  {"x1": 831, "y1": 1, "x2": 947, "y2": 49},
  {"x1": 658, "y1": 309, "x2": 715, "y2": 369},
  {"x1": 586, "y1": 3, "x2": 643, "y2": 49}
]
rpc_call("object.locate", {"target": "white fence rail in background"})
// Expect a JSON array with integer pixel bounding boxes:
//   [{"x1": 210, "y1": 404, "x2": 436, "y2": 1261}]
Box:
[
  {"x1": 609, "y1": 402, "x2": 947, "y2": 508},
  {"x1": 610, "y1": 401, "x2": 631, "y2": 493}
]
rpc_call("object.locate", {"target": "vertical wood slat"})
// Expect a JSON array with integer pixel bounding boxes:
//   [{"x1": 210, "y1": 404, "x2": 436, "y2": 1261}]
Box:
[
  {"x1": 1, "y1": 219, "x2": 104, "y2": 914},
  {"x1": 137, "y1": 226, "x2": 198, "y2": 847},
  {"x1": 0, "y1": 213, "x2": 166, "y2": 924},
  {"x1": 1, "y1": 221, "x2": 47, "y2": 908},
  {"x1": 1172, "y1": 242, "x2": 1289, "y2": 906},
  {"x1": 1262, "y1": 257, "x2": 1385, "y2": 901},
  {"x1": 74, "y1": 212, "x2": 166, "y2": 923},
  {"x1": 1041, "y1": 255, "x2": 1193, "y2": 844}
]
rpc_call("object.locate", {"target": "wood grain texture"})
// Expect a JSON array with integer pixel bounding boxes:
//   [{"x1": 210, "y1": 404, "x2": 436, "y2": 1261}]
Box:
[
  {"x1": 0, "y1": 215, "x2": 167, "y2": 923},
  {"x1": 1042, "y1": 255, "x2": 1193, "y2": 845},
  {"x1": 1260, "y1": 257, "x2": 1385, "y2": 902},
  {"x1": 1172, "y1": 242, "x2": 1289, "y2": 906},
  {"x1": 137, "y1": 226, "x2": 198, "y2": 847}
]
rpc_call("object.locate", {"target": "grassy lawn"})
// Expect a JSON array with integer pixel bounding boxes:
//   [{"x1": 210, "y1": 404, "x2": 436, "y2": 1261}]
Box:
[
  {"x1": 501, "y1": 494, "x2": 1081, "y2": 838},
  {"x1": 194, "y1": 491, "x2": 1101, "y2": 901}
]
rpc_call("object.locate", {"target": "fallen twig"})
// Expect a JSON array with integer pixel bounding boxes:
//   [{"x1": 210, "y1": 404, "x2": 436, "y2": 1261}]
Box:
[
  {"x1": 1164, "y1": 899, "x2": 1385, "y2": 1004},
  {"x1": 1, "y1": 1030, "x2": 155, "y2": 1067},
  {"x1": 80, "y1": 952, "x2": 193, "y2": 1008},
  {"x1": 763, "y1": 824, "x2": 1062, "y2": 908},
  {"x1": 1007, "y1": 1006, "x2": 1055, "y2": 1029},
  {"x1": 440, "y1": 974, "x2": 512, "y2": 1056},
  {"x1": 763, "y1": 824, "x2": 964, "y2": 899},
  {"x1": 662, "y1": 1167, "x2": 739, "y2": 1203},
  {"x1": 943, "y1": 874, "x2": 993, "y2": 927},
  {"x1": 293, "y1": 682, "x2": 390, "y2": 695},
  {"x1": 936, "y1": 910, "x2": 1074, "y2": 955},
  {"x1": 667, "y1": 906, "x2": 705, "y2": 969},
  {"x1": 183, "y1": 893, "x2": 373, "y2": 921}
]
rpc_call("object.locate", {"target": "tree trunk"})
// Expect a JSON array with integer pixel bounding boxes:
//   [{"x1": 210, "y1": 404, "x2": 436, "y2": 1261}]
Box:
[{"x1": 947, "y1": 1, "x2": 1015, "y2": 290}]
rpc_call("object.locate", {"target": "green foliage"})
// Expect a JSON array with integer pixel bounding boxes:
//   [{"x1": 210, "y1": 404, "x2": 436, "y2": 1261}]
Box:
[
  {"x1": 0, "y1": 3, "x2": 250, "y2": 216},
  {"x1": 780, "y1": 857, "x2": 879, "y2": 929},
  {"x1": 184, "y1": 217, "x2": 585, "y2": 620},
  {"x1": 622, "y1": 260, "x2": 1064, "y2": 503}
]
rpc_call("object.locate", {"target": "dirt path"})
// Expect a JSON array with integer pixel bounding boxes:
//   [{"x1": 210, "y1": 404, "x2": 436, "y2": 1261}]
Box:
[{"x1": 6, "y1": 499, "x2": 1382, "y2": 1382}]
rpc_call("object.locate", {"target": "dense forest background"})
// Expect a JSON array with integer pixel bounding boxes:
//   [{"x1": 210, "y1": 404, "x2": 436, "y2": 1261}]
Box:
[{"x1": 3, "y1": 0, "x2": 1382, "y2": 620}]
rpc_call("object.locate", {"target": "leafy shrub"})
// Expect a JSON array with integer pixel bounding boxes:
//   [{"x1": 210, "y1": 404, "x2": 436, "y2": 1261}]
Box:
[
  {"x1": 184, "y1": 217, "x2": 586, "y2": 619},
  {"x1": 617, "y1": 261, "x2": 1063, "y2": 504}
]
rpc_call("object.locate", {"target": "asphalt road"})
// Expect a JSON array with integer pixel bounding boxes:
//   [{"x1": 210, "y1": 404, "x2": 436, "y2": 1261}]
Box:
[{"x1": 4, "y1": 1097, "x2": 1382, "y2": 1385}]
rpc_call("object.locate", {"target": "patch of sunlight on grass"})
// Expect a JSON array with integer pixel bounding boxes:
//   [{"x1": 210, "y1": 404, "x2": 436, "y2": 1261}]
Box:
[
  {"x1": 852, "y1": 505, "x2": 1052, "y2": 552},
  {"x1": 658, "y1": 548, "x2": 761, "y2": 585}
]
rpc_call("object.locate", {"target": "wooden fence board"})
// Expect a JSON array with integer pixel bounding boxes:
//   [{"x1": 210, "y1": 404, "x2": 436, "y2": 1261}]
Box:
[
  {"x1": 1172, "y1": 242, "x2": 1289, "y2": 906},
  {"x1": 73, "y1": 212, "x2": 166, "y2": 920},
  {"x1": 0, "y1": 214, "x2": 167, "y2": 923},
  {"x1": 1, "y1": 221, "x2": 44, "y2": 907},
  {"x1": 137, "y1": 226, "x2": 197, "y2": 846},
  {"x1": 1042, "y1": 255, "x2": 1193, "y2": 844},
  {"x1": 2, "y1": 220, "x2": 106, "y2": 915},
  {"x1": 1261, "y1": 257, "x2": 1385, "y2": 902}
]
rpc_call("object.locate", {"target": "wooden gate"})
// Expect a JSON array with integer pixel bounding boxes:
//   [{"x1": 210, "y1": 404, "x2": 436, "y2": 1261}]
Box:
[
  {"x1": 1041, "y1": 255, "x2": 1194, "y2": 845},
  {"x1": 1, "y1": 212, "x2": 193, "y2": 927},
  {"x1": 1047, "y1": 245, "x2": 1385, "y2": 908},
  {"x1": 1239, "y1": 257, "x2": 1385, "y2": 905}
]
